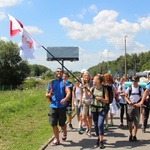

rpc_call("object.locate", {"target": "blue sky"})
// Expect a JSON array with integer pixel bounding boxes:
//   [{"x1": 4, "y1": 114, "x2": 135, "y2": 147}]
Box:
[{"x1": 1, "y1": 0, "x2": 150, "y2": 72}]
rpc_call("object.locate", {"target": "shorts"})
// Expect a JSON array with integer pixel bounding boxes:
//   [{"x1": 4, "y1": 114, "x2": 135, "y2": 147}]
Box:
[
  {"x1": 75, "y1": 105, "x2": 82, "y2": 115},
  {"x1": 66, "y1": 105, "x2": 72, "y2": 114},
  {"x1": 127, "y1": 106, "x2": 140, "y2": 126},
  {"x1": 82, "y1": 103, "x2": 91, "y2": 116},
  {"x1": 49, "y1": 107, "x2": 66, "y2": 126}
]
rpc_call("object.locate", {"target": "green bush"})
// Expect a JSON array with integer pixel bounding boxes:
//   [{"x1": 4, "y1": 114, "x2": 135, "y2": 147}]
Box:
[{"x1": 22, "y1": 79, "x2": 38, "y2": 89}]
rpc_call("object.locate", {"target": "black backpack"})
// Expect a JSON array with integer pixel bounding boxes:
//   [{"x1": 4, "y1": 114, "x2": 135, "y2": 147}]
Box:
[
  {"x1": 103, "y1": 85, "x2": 114, "y2": 104},
  {"x1": 128, "y1": 86, "x2": 142, "y2": 97}
]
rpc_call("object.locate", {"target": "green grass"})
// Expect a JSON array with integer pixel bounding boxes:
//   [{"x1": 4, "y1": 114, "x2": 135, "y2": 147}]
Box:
[{"x1": 0, "y1": 87, "x2": 53, "y2": 150}]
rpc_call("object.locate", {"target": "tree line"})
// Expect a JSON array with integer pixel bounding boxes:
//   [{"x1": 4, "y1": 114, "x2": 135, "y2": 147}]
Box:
[
  {"x1": 1, "y1": 40, "x2": 150, "y2": 88},
  {"x1": 88, "y1": 51, "x2": 150, "y2": 77},
  {"x1": 0, "y1": 40, "x2": 52, "y2": 88}
]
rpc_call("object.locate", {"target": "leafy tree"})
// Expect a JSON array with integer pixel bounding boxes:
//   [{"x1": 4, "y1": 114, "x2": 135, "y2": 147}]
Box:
[
  {"x1": 29, "y1": 64, "x2": 52, "y2": 77},
  {"x1": 0, "y1": 40, "x2": 30, "y2": 86},
  {"x1": 88, "y1": 50, "x2": 150, "y2": 77}
]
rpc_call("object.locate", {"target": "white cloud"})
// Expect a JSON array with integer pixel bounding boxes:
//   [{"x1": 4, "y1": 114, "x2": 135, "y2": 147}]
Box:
[
  {"x1": 0, "y1": 0, "x2": 23, "y2": 7},
  {"x1": 88, "y1": 4, "x2": 98, "y2": 13},
  {"x1": 59, "y1": 10, "x2": 146, "y2": 53},
  {"x1": 58, "y1": 9, "x2": 150, "y2": 71},
  {"x1": 0, "y1": 12, "x2": 6, "y2": 20},
  {"x1": 77, "y1": 4, "x2": 98, "y2": 19},
  {"x1": 0, "y1": 36, "x2": 9, "y2": 41},
  {"x1": 77, "y1": 8, "x2": 87, "y2": 19},
  {"x1": 24, "y1": 26, "x2": 43, "y2": 34},
  {"x1": 139, "y1": 16, "x2": 150, "y2": 30}
]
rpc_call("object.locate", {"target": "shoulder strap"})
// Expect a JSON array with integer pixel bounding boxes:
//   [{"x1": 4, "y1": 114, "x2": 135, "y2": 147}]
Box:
[
  {"x1": 129, "y1": 86, "x2": 142, "y2": 97},
  {"x1": 129, "y1": 86, "x2": 132, "y2": 97},
  {"x1": 139, "y1": 86, "x2": 141, "y2": 96},
  {"x1": 91, "y1": 87, "x2": 95, "y2": 94},
  {"x1": 103, "y1": 86, "x2": 105, "y2": 98}
]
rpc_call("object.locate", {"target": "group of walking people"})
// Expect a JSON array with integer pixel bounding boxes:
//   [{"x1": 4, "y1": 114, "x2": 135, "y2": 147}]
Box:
[{"x1": 45, "y1": 68, "x2": 150, "y2": 149}]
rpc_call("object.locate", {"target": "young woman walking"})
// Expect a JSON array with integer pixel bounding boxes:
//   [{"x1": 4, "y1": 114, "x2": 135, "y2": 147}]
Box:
[{"x1": 85, "y1": 75, "x2": 109, "y2": 149}]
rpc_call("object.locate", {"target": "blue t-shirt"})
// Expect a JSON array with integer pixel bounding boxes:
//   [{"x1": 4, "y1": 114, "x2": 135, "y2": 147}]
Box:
[
  {"x1": 46, "y1": 78, "x2": 70, "y2": 108},
  {"x1": 146, "y1": 81, "x2": 150, "y2": 90}
]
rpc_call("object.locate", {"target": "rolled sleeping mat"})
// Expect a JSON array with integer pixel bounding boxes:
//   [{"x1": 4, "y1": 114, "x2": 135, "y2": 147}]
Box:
[{"x1": 124, "y1": 82, "x2": 147, "y2": 89}]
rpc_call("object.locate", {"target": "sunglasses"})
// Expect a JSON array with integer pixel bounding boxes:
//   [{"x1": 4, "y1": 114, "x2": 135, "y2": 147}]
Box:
[
  {"x1": 132, "y1": 80, "x2": 138, "y2": 82},
  {"x1": 56, "y1": 71, "x2": 62, "y2": 73}
]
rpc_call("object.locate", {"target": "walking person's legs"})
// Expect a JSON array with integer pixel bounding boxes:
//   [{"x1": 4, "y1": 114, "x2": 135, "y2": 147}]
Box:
[{"x1": 120, "y1": 103, "x2": 124, "y2": 126}]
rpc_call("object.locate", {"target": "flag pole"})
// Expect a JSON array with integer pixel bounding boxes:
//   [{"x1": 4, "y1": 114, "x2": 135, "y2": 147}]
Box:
[{"x1": 42, "y1": 46, "x2": 93, "y2": 94}]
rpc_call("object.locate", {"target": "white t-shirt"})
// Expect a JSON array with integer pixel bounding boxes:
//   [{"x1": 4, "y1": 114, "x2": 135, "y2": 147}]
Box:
[
  {"x1": 74, "y1": 86, "x2": 81, "y2": 106},
  {"x1": 125, "y1": 85, "x2": 144, "y2": 103},
  {"x1": 118, "y1": 84, "x2": 127, "y2": 104},
  {"x1": 80, "y1": 83, "x2": 92, "y2": 105}
]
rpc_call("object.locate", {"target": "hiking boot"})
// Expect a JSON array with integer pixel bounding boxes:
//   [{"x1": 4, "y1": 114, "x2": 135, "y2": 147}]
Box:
[
  {"x1": 129, "y1": 135, "x2": 133, "y2": 142},
  {"x1": 51, "y1": 138, "x2": 60, "y2": 146},
  {"x1": 62, "y1": 132, "x2": 67, "y2": 141},
  {"x1": 69, "y1": 123, "x2": 73, "y2": 129},
  {"x1": 132, "y1": 136, "x2": 137, "y2": 142},
  {"x1": 99, "y1": 141, "x2": 105, "y2": 149}
]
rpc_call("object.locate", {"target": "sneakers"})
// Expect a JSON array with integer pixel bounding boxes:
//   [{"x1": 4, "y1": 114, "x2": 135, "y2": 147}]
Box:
[
  {"x1": 129, "y1": 135, "x2": 137, "y2": 142},
  {"x1": 132, "y1": 136, "x2": 137, "y2": 141},
  {"x1": 105, "y1": 124, "x2": 109, "y2": 130},
  {"x1": 85, "y1": 128, "x2": 89, "y2": 134},
  {"x1": 99, "y1": 141, "x2": 105, "y2": 149},
  {"x1": 94, "y1": 139, "x2": 99, "y2": 148},
  {"x1": 119, "y1": 123, "x2": 124, "y2": 127},
  {"x1": 110, "y1": 121, "x2": 114, "y2": 126},
  {"x1": 129, "y1": 135, "x2": 133, "y2": 142},
  {"x1": 69, "y1": 123, "x2": 73, "y2": 130},
  {"x1": 62, "y1": 132, "x2": 67, "y2": 141},
  {"x1": 51, "y1": 138, "x2": 60, "y2": 146},
  {"x1": 87, "y1": 131, "x2": 92, "y2": 137},
  {"x1": 77, "y1": 127, "x2": 82, "y2": 134},
  {"x1": 142, "y1": 126, "x2": 146, "y2": 133}
]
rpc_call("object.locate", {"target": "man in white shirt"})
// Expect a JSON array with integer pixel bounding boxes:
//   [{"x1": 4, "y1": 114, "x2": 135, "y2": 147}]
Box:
[{"x1": 124, "y1": 75, "x2": 144, "y2": 142}]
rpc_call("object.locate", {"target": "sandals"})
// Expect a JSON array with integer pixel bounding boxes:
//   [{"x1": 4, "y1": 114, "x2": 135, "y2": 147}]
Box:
[
  {"x1": 62, "y1": 132, "x2": 67, "y2": 141},
  {"x1": 51, "y1": 138, "x2": 60, "y2": 146}
]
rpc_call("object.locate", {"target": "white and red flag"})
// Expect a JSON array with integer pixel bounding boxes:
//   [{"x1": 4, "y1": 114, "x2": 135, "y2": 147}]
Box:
[
  {"x1": 8, "y1": 14, "x2": 23, "y2": 37},
  {"x1": 20, "y1": 29, "x2": 42, "y2": 60}
]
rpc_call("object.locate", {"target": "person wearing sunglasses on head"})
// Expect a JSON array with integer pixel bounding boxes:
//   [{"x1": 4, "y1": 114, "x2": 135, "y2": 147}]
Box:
[{"x1": 124, "y1": 75, "x2": 144, "y2": 142}]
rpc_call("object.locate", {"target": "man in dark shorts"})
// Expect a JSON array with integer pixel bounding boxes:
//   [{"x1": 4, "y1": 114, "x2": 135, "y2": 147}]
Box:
[{"x1": 45, "y1": 68, "x2": 70, "y2": 146}]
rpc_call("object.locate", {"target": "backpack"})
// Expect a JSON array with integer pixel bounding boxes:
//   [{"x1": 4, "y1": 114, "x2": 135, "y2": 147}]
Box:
[
  {"x1": 128, "y1": 86, "x2": 142, "y2": 97},
  {"x1": 91, "y1": 85, "x2": 113, "y2": 106},
  {"x1": 91, "y1": 87, "x2": 105, "y2": 112},
  {"x1": 103, "y1": 85, "x2": 114, "y2": 104}
]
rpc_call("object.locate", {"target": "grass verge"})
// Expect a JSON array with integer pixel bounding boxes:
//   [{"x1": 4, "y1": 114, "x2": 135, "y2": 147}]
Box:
[{"x1": 0, "y1": 88, "x2": 52, "y2": 150}]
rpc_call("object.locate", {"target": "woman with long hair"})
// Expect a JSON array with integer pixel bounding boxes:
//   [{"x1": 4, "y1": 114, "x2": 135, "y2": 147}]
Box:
[{"x1": 85, "y1": 75, "x2": 109, "y2": 148}]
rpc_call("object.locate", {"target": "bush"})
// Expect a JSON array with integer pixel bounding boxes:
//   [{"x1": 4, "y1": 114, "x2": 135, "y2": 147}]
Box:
[{"x1": 22, "y1": 78, "x2": 38, "y2": 89}]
